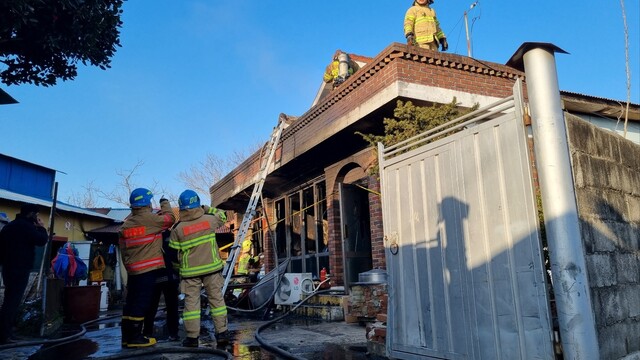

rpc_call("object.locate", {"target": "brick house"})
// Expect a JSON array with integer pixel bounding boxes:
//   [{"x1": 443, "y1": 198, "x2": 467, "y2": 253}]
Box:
[{"x1": 209, "y1": 42, "x2": 639, "y2": 295}]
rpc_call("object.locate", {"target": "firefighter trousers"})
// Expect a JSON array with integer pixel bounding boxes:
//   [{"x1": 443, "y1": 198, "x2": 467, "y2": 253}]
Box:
[
  {"x1": 181, "y1": 271, "x2": 227, "y2": 338},
  {"x1": 122, "y1": 270, "x2": 158, "y2": 341}
]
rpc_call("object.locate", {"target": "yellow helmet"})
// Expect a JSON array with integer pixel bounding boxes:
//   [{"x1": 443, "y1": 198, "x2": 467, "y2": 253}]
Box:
[{"x1": 242, "y1": 239, "x2": 252, "y2": 251}]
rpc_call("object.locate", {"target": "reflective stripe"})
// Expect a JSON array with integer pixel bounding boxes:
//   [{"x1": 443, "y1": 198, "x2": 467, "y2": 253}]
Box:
[
  {"x1": 168, "y1": 239, "x2": 182, "y2": 250},
  {"x1": 211, "y1": 306, "x2": 227, "y2": 317},
  {"x1": 126, "y1": 256, "x2": 164, "y2": 272},
  {"x1": 179, "y1": 232, "x2": 216, "y2": 250},
  {"x1": 415, "y1": 16, "x2": 437, "y2": 24},
  {"x1": 180, "y1": 261, "x2": 222, "y2": 277},
  {"x1": 122, "y1": 315, "x2": 145, "y2": 321},
  {"x1": 183, "y1": 310, "x2": 200, "y2": 321},
  {"x1": 208, "y1": 207, "x2": 227, "y2": 222},
  {"x1": 121, "y1": 233, "x2": 158, "y2": 248}
]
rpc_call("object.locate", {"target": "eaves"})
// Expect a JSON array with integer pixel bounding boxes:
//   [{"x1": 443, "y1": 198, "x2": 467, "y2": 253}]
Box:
[{"x1": 211, "y1": 42, "x2": 527, "y2": 209}]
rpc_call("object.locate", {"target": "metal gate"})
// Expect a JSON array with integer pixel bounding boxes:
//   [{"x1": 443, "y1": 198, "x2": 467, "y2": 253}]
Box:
[{"x1": 379, "y1": 80, "x2": 554, "y2": 360}]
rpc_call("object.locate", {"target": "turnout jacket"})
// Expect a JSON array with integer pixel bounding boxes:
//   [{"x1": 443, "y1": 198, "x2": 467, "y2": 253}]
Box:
[
  {"x1": 169, "y1": 206, "x2": 226, "y2": 278},
  {"x1": 119, "y1": 200, "x2": 176, "y2": 275},
  {"x1": 404, "y1": 4, "x2": 445, "y2": 46},
  {"x1": 323, "y1": 56, "x2": 359, "y2": 84}
]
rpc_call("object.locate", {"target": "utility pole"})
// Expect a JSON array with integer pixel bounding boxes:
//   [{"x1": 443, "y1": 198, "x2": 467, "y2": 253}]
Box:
[{"x1": 464, "y1": 1, "x2": 479, "y2": 57}]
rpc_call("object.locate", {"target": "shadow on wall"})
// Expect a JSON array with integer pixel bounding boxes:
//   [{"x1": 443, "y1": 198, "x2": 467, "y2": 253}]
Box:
[
  {"x1": 387, "y1": 195, "x2": 639, "y2": 359},
  {"x1": 580, "y1": 199, "x2": 640, "y2": 360}
]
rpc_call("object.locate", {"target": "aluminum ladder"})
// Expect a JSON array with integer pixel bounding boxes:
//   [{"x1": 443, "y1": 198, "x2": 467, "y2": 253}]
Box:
[{"x1": 221, "y1": 115, "x2": 286, "y2": 294}]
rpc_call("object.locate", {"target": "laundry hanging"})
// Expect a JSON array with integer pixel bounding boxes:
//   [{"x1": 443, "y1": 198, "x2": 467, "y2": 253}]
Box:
[{"x1": 51, "y1": 242, "x2": 88, "y2": 286}]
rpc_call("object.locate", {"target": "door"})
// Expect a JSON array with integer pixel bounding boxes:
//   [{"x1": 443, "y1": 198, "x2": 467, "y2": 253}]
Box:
[
  {"x1": 379, "y1": 80, "x2": 554, "y2": 359},
  {"x1": 339, "y1": 182, "x2": 373, "y2": 289}
]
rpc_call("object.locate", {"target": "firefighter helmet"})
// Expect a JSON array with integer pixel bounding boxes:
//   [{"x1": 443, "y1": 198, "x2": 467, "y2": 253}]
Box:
[
  {"x1": 179, "y1": 189, "x2": 200, "y2": 210},
  {"x1": 130, "y1": 188, "x2": 153, "y2": 208}
]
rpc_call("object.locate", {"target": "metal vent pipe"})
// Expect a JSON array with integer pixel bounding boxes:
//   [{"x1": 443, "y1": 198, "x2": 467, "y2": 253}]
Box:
[{"x1": 516, "y1": 43, "x2": 600, "y2": 360}]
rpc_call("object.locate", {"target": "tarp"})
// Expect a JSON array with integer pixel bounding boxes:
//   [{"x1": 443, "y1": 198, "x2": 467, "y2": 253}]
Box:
[{"x1": 51, "y1": 242, "x2": 88, "y2": 286}]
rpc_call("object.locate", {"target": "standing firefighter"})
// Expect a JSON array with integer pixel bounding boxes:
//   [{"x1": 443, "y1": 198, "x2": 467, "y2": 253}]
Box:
[
  {"x1": 119, "y1": 188, "x2": 176, "y2": 348},
  {"x1": 404, "y1": 0, "x2": 448, "y2": 51},
  {"x1": 236, "y1": 237, "x2": 259, "y2": 281},
  {"x1": 169, "y1": 190, "x2": 230, "y2": 348}
]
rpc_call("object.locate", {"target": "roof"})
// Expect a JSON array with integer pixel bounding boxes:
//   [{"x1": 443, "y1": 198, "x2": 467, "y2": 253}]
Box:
[
  {"x1": 86, "y1": 222, "x2": 123, "y2": 234},
  {"x1": 560, "y1": 90, "x2": 640, "y2": 121},
  {"x1": 212, "y1": 42, "x2": 525, "y2": 209},
  {"x1": 107, "y1": 208, "x2": 131, "y2": 221},
  {"x1": 211, "y1": 42, "x2": 637, "y2": 210},
  {"x1": 0, "y1": 188, "x2": 116, "y2": 220},
  {"x1": 85, "y1": 210, "x2": 231, "y2": 235}
]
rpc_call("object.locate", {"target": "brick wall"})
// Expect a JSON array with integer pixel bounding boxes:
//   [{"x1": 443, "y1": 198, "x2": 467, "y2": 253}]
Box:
[
  {"x1": 367, "y1": 175, "x2": 385, "y2": 270},
  {"x1": 567, "y1": 114, "x2": 640, "y2": 359},
  {"x1": 211, "y1": 43, "x2": 524, "y2": 208}
]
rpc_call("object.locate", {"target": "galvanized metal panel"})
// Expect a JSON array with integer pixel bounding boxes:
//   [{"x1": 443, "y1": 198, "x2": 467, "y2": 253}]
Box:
[{"x1": 380, "y1": 81, "x2": 553, "y2": 360}]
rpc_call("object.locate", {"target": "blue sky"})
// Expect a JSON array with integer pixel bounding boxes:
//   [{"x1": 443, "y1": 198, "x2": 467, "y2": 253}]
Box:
[{"x1": 1, "y1": 1, "x2": 639, "y2": 208}]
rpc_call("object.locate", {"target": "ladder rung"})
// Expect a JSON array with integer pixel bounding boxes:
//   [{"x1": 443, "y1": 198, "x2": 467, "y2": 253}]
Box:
[{"x1": 222, "y1": 118, "x2": 286, "y2": 295}]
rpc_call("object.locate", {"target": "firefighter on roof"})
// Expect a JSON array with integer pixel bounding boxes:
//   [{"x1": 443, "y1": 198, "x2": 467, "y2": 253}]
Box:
[
  {"x1": 119, "y1": 188, "x2": 176, "y2": 348},
  {"x1": 169, "y1": 190, "x2": 231, "y2": 348},
  {"x1": 404, "y1": 0, "x2": 448, "y2": 51},
  {"x1": 323, "y1": 49, "x2": 360, "y2": 89}
]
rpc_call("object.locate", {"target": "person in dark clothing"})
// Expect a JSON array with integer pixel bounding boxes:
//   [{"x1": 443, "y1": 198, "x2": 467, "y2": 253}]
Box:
[
  {"x1": 0, "y1": 204, "x2": 48, "y2": 344},
  {"x1": 143, "y1": 230, "x2": 180, "y2": 342}
]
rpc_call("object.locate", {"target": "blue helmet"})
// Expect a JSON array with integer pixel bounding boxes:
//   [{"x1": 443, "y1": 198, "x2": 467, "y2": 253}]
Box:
[
  {"x1": 130, "y1": 188, "x2": 153, "y2": 207},
  {"x1": 179, "y1": 189, "x2": 200, "y2": 210}
]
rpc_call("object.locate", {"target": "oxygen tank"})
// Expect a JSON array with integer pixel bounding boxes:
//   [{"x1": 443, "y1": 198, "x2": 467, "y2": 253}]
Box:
[{"x1": 337, "y1": 52, "x2": 349, "y2": 80}]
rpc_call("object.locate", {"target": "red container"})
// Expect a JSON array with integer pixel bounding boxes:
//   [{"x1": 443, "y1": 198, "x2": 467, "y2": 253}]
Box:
[{"x1": 63, "y1": 285, "x2": 101, "y2": 324}]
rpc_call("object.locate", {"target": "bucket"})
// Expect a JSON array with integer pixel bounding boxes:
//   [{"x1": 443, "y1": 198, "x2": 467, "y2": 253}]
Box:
[{"x1": 63, "y1": 285, "x2": 101, "y2": 324}]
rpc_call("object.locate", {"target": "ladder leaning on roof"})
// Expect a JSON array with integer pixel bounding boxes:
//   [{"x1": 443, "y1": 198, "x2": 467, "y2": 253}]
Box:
[{"x1": 221, "y1": 115, "x2": 286, "y2": 295}]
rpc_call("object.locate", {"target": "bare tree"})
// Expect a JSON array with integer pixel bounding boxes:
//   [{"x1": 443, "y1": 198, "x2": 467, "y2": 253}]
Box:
[
  {"x1": 98, "y1": 160, "x2": 171, "y2": 207},
  {"x1": 178, "y1": 144, "x2": 262, "y2": 204},
  {"x1": 66, "y1": 180, "x2": 101, "y2": 208},
  {"x1": 66, "y1": 160, "x2": 171, "y2": 208}
]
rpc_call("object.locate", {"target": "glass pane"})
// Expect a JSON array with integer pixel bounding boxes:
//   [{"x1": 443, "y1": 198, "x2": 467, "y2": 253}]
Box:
[
  {"x1": 290, "y1": 193, "x2": 302, "y2": 256},
  {"x1": 305, "y1": 256, "x2": 318, "y2": 278},
  {"x1": 316, "y1": 182, "x2": 328, "y2": 253},
  {"x1": 275, "y1": 199, "x2": 287, "y2": 259},
  {"x1": 303, "y1": 186, "x2": 316, "y2": 255},
  {"x1": 291, "y1": 258, "x2": 303, "y2": 273}
]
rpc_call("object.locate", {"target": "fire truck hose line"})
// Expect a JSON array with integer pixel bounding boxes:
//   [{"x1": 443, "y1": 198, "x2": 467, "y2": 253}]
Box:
[
  {"x1": 254, "y1": 288, "x2": 344, "y2": 360},
  {"x1": 0, "y1": 311, "x2": 233, "y2": 359}
]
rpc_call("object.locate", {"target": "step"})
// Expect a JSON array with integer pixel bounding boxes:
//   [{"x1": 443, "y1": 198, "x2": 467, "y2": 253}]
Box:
[{"x1": 276, "y1": 294, "x2": 347, "y2": 321}]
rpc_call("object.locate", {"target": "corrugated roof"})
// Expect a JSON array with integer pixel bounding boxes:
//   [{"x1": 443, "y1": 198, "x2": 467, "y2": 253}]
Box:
[
  {"x1": 561, "y1": 90, "x2": 640, "y2": 107},
  {"x1": 106, "y1": 208, "x2": 131, "y2": 221},
  {"x1": 0, "y1": 188, "x2": 116, "y2": 220}
]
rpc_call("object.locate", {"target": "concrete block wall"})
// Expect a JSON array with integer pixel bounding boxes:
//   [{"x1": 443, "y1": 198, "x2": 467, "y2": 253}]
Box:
[{"x1": 567, "y1": 114, "x2": 640, "y2": 359}]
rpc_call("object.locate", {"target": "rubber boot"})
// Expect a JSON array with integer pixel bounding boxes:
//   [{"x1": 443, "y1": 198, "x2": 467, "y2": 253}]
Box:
[
  {"x1": 216, "y1": 330, "x2": 232, "y2": 346},
  {"x1": 182, "y1": 336, "x2": 199, "y2": 348},
  {"x1": 120, "y1": 318, "x2": 130, "y2": 348},
  {"x1": 126, "y1": 320, "x2": 156, "y2": 348}
]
